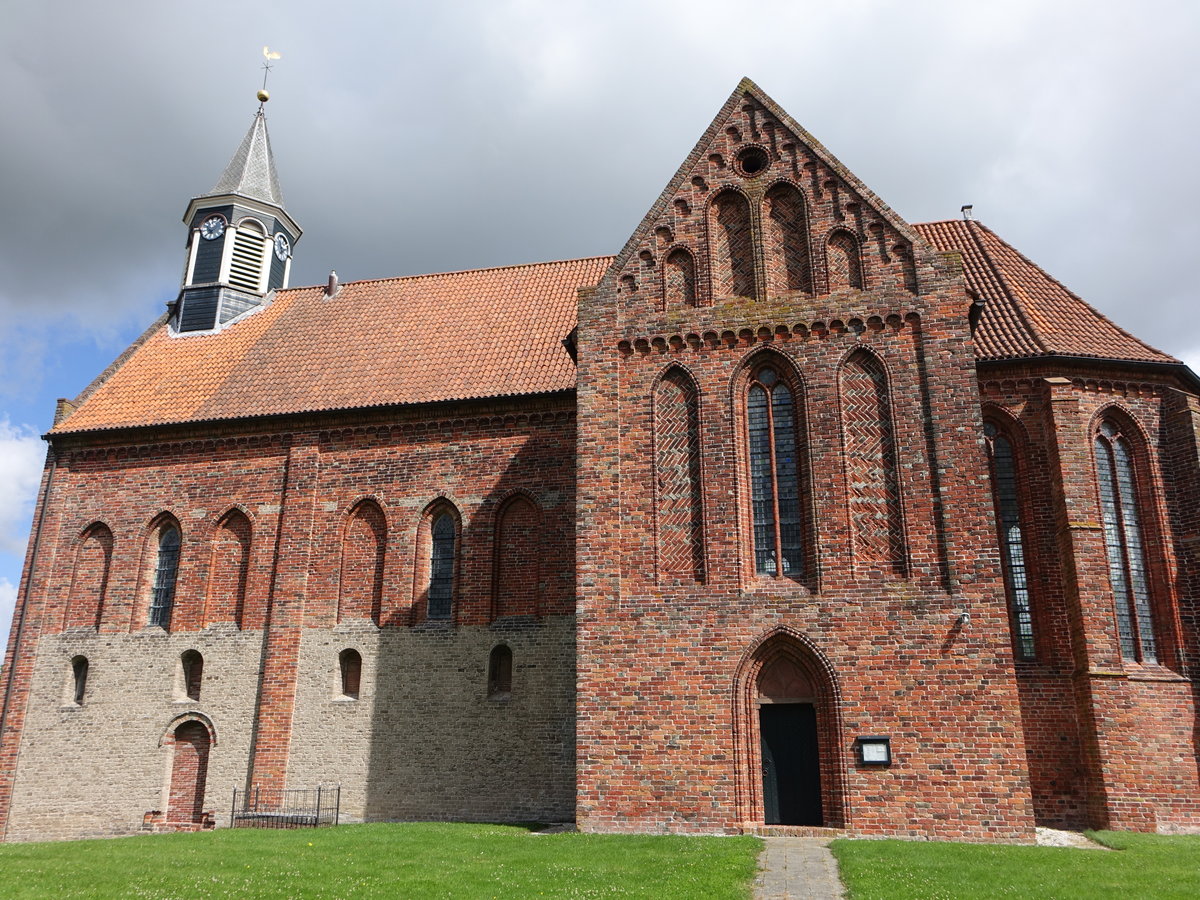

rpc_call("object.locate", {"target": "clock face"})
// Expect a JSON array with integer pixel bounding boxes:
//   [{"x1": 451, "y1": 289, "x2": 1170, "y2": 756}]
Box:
[
  {"x1": 200, "y1": 215, "x2": 226, "y2": 241},
  {"x1": 274, "y1": 233, "x2": 290, "y2": 261}
]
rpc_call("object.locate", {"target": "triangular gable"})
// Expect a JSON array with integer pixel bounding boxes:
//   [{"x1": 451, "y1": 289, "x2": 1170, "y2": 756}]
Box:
[{"x1": 600, "y1": 77, "x2": 928, "y2": 307}]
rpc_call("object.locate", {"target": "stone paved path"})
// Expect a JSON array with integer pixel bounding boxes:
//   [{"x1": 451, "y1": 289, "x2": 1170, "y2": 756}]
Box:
[{"x1": 754, "y1": 836, "x2": 845, "y2": 899}]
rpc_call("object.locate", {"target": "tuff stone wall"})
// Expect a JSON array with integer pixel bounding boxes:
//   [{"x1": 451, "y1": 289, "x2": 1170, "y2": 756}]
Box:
[
  {"x1": 287, "y1": 618, "x2": 576, "y2": 824},
  {"x1": 6, "y1": 627, "x2": 262, "y2": 841}
]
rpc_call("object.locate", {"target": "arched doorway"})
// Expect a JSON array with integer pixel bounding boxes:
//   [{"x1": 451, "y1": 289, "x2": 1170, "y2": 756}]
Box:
[
  {"x1": 167, "y1": 721, "x2": 212, "y2": 824},
  {"x1": 758, "y1": 656, "x2": 822, "y2": 825},
  {"x1": 735, "y1": 630, "x2": 845, "y2": 828}
]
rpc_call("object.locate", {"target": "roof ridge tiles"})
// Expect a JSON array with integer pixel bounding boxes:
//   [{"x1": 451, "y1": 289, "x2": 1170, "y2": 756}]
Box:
[{"x1": 281, "y1": 255, "x2": 617, "y2": 294}]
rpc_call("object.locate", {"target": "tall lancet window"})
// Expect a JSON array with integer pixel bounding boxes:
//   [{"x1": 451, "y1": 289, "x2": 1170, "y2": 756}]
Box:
[
  {"x1": 984, "y1": 422, "x2": 1035, "y2": 660},
  {"x1": 428, "y1": 513, "x2": 457, "y2": 620},
  {"x1": 149, "y1": 526, "x2": 181, "y2": 629},
  {"x1": 1094, "y1": 419, "x2": 1157, "y2": 662},
  {"x1": 748, "y1": 365, "x2": 804, "y2": 579}
]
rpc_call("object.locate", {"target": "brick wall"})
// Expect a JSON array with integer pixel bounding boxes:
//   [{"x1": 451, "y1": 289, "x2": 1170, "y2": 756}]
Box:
[
  {"x1": 0, "y1": 395, "x2": 579, "y2": 839},
  {"x1": 575, "y1": 87, "x2": 1036, "y2": 840},
  {"x1": 981, "y1": 367, "x2": 1200, "y2": 832}
]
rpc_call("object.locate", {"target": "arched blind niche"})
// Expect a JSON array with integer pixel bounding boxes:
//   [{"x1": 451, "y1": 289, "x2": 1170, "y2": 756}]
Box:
[
  {"x1": 840, "y1": 350, "x2": 904, "y2": 575},
  {"x1": 709, "y1": 190, "x2": 757, "y2": 299},
  {"x1": 655, "y1": 369, "x2": 705, "y2": 583},
  {"x1": 762, "y1": 184, "x2": 812, "y2": 296}
]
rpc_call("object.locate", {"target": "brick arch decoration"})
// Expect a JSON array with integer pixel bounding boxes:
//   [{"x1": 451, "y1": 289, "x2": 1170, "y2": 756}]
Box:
[
  {"x1": 204, "y1": 508, "x2": 252, "y2": 628},
  {"x1": 492, "y1": 491, "x2": 542, "y2": 620},
  {"x1": 729, "y1": 346, "x2": 814, "y2": 588},
  {"x1": 662, "y1": 246, "x2": 698, "y2": 309},
  {"x1": 65, "y1": 522, "x2": 113, "y2": 631},
  {"x1": 838, "y1": 347, "x2": 906, "y2": 577},
  {"x1": 707, "y1": 188, "x2": 758, "y2": 300},
  {"x1": 762, "y1": 181, "x2": 812, "y2": 296},
  {"x1": 732, "y1": 626, "x2": 846, "y2": 829},
  {"x1": 159, "y1": 713, "x2": 216, "y2": 826},
  {"x1": 652, "y1": 364, "x2": 706, "y2": 584},
  {"x1": 339, "y1": 499, "x2": 387, "y2": 625},
  {"x1": 825, "y1": 228, "x2": 863, "y2": 292}
]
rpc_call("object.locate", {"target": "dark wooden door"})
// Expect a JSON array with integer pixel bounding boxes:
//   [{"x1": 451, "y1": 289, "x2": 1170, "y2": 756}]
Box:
[{"x1": 760, "y1": 703, "x2": 822, "y2": 825}]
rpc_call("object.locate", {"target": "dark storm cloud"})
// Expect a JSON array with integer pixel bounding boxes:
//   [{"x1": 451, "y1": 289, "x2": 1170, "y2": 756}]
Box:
[{"x1": 2, "y1": 0, "x2": 1199, "y2": 375}]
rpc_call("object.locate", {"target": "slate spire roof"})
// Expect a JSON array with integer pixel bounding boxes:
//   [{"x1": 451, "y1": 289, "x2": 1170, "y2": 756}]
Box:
[{"x1": 205, "y1": 108, "x2": 285, "y2": 207}]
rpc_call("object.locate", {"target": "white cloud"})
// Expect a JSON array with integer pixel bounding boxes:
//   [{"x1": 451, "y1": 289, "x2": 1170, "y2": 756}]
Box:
[{"x1": 0, "y1": 417, "x2": 44, "y2": 556}]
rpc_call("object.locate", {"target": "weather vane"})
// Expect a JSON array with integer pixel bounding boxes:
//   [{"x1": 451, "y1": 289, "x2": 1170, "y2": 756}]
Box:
[{"x1": 258, "y1": 46, "x2": 281, "y2": 104}]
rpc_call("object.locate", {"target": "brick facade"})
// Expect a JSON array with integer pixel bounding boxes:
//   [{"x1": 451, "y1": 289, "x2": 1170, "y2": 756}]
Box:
[{"x1": 0, "y1": 79, "x2": 1197, "y2": 842}]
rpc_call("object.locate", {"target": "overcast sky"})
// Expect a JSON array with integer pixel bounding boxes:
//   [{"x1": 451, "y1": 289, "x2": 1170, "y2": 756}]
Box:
[{"x1": 2, "y1": 0, "x2": 1198, "y2": 656}]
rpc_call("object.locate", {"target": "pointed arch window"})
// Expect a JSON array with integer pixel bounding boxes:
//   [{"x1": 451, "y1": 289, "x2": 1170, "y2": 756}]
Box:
[
  {"x1": 428, "y1": 513, "x2": 457, "y2": 619},
  {"x1": 747, "y1": 364, "x2": 805, "y2": 579},
  {"x1": 984, "y1": 422, "x2": 1036, "y2": 660},
  {"x1": 149, "y1": 525, "x2": 181, "y2": 629},
  {"x1": 1094, "y1": 419, "x2": 1157, "y2": 662}
]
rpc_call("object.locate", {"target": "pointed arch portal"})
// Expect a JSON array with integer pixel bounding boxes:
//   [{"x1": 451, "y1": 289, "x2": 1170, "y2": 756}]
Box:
[{"x1": 735, "y1": 630, "x2": 844, "y2": 828}]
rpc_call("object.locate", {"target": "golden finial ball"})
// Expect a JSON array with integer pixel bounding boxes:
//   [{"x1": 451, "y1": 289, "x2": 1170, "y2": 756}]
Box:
[{"x1": 257, "y1": 89, "x2": 270, "y2": 103}]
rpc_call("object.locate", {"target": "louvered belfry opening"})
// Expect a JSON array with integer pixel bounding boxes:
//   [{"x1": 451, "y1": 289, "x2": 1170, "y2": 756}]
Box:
[{"x1": 228, "y1": 223, "x2": 267, "y2": 293}]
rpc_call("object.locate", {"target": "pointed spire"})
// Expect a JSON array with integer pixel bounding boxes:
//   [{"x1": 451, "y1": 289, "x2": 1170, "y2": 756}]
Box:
[{"x1": 208, "y1": 108, "x2": 285, "y2": 207}]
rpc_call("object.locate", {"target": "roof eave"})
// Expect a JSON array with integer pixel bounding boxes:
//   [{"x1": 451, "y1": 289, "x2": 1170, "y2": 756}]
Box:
[
  {"x1": 977, "y1": 354, "x2": 1200, "y2": 392},
  {"x1": 47, "y1": 388, "x2": 579, "y2": 444}
]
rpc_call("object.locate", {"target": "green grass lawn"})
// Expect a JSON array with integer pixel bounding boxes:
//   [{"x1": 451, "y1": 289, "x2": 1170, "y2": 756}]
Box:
[
  {"x1": 0, "y1": 822, "x2": 761, "y2": 899},
  {"x1": 832, "y1": 831, "x2": 1200, "y2": 900}
]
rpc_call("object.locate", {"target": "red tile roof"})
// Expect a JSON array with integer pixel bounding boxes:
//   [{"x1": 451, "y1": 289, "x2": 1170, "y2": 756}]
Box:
[
  {"x1": 55, "y1": 257, "x2": 612, "y2": 434},
  {"x1": 914, "y1": 220, "x2": 1175, "y2": 364},
  {"x1": 54, "y1": 222, "x2": 1176, "y2": 435}
]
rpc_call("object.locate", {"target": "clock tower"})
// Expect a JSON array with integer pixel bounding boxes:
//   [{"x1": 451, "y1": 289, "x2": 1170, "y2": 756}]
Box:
[{"x1": 173, "y1": 93, "x2": 301, "y2": 334}]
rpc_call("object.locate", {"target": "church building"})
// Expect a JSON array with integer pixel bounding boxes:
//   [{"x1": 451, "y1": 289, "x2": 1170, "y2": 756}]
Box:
[{"x1": 1, "y1": 79, "x2": 1198, "y2": 842}]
